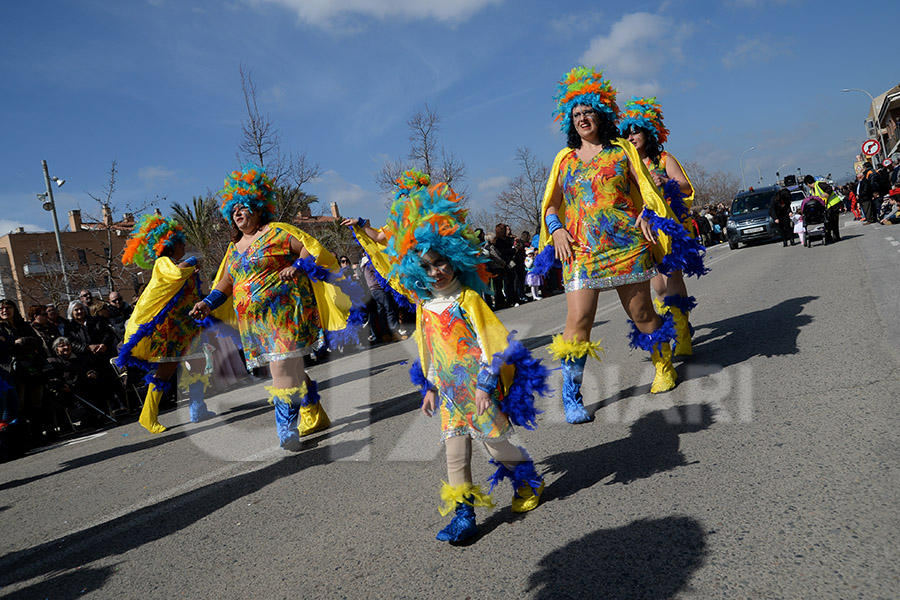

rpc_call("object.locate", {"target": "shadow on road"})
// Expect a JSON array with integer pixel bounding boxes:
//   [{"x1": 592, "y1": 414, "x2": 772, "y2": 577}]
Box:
[
  {"x1": 0, "y1": 401, "x2": 273, "y2": 493},
  {"x1": 316, "y1": 359, "x2": 409, "y2": 392},
  {"x1": 541, "y1": 404, "x2": 715, "y2": 500},
  {"x1": 691, "y1": 295, "x2": 817, "y2": 366},
  {"x1": 0, "y1": 438, "x2": 368, "y2": 593},
  {"x1": 6, "y1": 565, "x2": 116, "y2": 600},
  {"x1": 527, "y1": 516, "x2": 707, "y2": 599}
]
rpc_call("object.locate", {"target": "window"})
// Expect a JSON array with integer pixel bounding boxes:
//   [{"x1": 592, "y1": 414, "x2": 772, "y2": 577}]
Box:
[{"x1": 77, "y1": 250, "x2": 87, "y2": 265}]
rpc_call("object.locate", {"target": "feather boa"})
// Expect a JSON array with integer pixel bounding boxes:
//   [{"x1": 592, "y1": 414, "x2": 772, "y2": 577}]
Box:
[
  {"x1": 662, "y1": 294, "x2": 697, "y2": 314},
  {"x1": 640, "y1": 208, "x2": 709, "y2": 278},
  {"x1": 627, "y1": 312, "x2": 677, "y2": 353},
  {"x1": 408, "y1": 359, "x2": 434, "y2": 397},
  {"x1": 487, "y1": 449, "x2": 542, "y2": 494},
  {"x1": 529, "y1": 245, "x2": 558, "y2": 279},
  {"x1": 486, "y1": 331, "x2": 550, "y2": 430}
]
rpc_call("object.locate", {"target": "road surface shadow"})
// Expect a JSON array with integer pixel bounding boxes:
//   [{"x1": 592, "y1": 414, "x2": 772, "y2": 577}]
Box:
[
  {"x1": 527, "y1": 516, "x2": 707, "y2": 599},
  {"x1": 541, "y1": 404, "x2": 715, "y2": 501},
  {"x1": 316, "y1": 359, "x2": 408, "y2": 391},
  {"x1": 691, "y1": 295, "x2": 816, "y2": 365},
  {"x1": 4, "y1": 565, "x2": 115, "y2": 600},
  {"x1": 0, "y1": 401, "x2": 273, "y2": 493},
  {"x1": 0, "y1": 438, "x2": 368, "y2": 591},
  {"x1": 520, "y1": 320, "x2": 607, "y2": 353}
]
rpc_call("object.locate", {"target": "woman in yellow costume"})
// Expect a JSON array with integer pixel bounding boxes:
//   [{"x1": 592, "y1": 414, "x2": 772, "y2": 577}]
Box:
[
  {"x1": 117, "y1": 214, "x2": 215, "y2": 434},
  {"x1": 619, "y1": 96, "x2": 706, "y2": 357},
  {"x1": 536, "y1": 67, "x2": 707, "y2": 424},
  {"x1": 349, "y1": 172, "x2": 550, "y2": 544},
  {"x1": 192, "y1": 166, "x2": 362, "y2": 451}
]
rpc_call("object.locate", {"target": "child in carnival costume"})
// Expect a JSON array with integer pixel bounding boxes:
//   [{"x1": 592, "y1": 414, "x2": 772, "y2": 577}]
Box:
[
  {"x1": 192, "y1": 165, "x2": 364, "y2": 451},
  {"x1": 117, "y1": 213, "x2": 215, "y2": 434},
  {"x1": 352, "y1": 171, "x2": 551, "y2": 544},
  {"x1": 535, "y1": 67, "x2": 707, "y2": 423},
  {"x1": 619, "y1": 96, "x2": 706, "y2": 356}
]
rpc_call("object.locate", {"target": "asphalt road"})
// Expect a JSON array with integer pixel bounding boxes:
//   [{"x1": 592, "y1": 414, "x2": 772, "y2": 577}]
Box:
[{"x1": 1, "y1": 214, "x2": 898, "y2": 599}]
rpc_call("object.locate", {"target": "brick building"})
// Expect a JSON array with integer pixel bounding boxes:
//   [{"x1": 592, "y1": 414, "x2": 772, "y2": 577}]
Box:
[{"x1": 0, "y1": 207, "x2": 139, "y2": 312}]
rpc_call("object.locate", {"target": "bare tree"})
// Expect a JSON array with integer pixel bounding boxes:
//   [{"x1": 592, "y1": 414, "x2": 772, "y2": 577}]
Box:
[
  {"x1": 682, "y1": 161, "x2": 741, "y2": 209},
  {"x1": 493, "y1": 148, "x2": 550, "y2": 234},
  {"x1": 84, "y1": 160, "x2": 151, "y2": 294},
  {"x1": 375, "y1": 103, "x2": 468, "y2": 200},
  {"x1": 237, "y1": 65, "x2": 321, "y2": 221}
]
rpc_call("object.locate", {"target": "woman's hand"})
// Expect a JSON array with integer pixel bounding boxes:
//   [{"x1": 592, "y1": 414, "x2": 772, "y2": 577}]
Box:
[
  {"x1": 278, "y1": 264, "x2": 299, "y2": 282},
  {"x1": 421, "y1": 390, "x2": 437, "y2": 417},
  {"x1": 635, "y1": 213, "x2": 657, "y2": 245},
  {"x1": 650, "y1": 172, "x2": 667, "y2": 188},
  {"x1": 475, "y1": 388, "x2": 492, "y2": 416},
  {"x1": 191, "y1": 301, "x2": 211, "y2": 319},
  {"x1": 552, "y1": 227, "x2": 576, "y2": 263},
  {"x1": 340, "y1": 218, "x2": 359, "y2": 227}
]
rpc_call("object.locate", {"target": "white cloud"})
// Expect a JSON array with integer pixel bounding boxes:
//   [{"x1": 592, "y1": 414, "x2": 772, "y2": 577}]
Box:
[
  {"x1": 550, "y1": 10, "x2": 605, "y2": 36},
  {"x1": 477, "y1": 175, "x2": 510, "y2": 194},
  {"x1": 138, "y1": 166, "x2": 177, "y2": 183},
  {"x1": 722, "y1": 37, "x2": 781, "y2": 69},
  {"x1": 0, "y1": 219, "x2": 44, "y2": 235},
  {"x1": 308, "y1": 170, "x2": 388, "y2": 222},
  {"x1": 251, "y1": 0, "x2": 503, "y2": 27},
  {"x1": 579, "y1": 12, "x2": 692, "y2": 86}
]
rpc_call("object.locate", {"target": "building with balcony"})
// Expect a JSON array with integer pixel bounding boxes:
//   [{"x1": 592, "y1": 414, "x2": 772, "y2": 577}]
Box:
[{"x1": 0, "y1": 207, "x2": 139, "y2": 312}]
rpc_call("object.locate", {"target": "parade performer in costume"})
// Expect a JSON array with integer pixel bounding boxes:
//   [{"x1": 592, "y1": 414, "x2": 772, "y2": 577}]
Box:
[
  {"x1": 117, "y1": 214, "x2": 215, "y2": 434},
  {"x1": 536, "y1": 67, "x2": 707, "y2": 424},
  {"x1": 619, "y1": 96, "x2": 702, "y2": 357},
  {"x1": 351, "y1": 172, "x2": 550, "y2": 544},
  {"x1": 192, "y1": 166, "x2": 361, "y2": 451}
]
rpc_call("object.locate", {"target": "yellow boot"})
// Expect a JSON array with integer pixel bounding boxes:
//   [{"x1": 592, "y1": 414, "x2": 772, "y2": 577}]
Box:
[
  {"x1": 298, "y1": 379, "x2": 330, "y2": 437},
  {"x1": 662, "y1": 295, "x2": 696, "y2": 357},
  {"x1": 650, "y1": 342, "x2": 677, "y2": 393},
  {"x1": 670, "y1": 306, "x2": 693, "y2": 357},
  {"x1": 139, "y1": 380, "x2": 169, "y2": 434}
]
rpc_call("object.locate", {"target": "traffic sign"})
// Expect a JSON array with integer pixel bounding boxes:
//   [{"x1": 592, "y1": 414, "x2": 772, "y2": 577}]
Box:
[{"x1": 862, "y1": 139, "x2": 881, "y2": 156}]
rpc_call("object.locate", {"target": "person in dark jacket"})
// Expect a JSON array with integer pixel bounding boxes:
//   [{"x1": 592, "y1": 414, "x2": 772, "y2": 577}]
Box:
[
  {"x1": 769, "y1": 188, "x2": 795, "y2": 246},
  {"x1": 46, "y1": 336, "x2": 106, "y2": 428},
  {"x1": 64, "y1": 300, "x2": 125, "y2": 415},
  {"x1": 857, "y1": 162, "x2": 878, "y2": 224},
  {"x1": 0, "y1": 299, "x2": 51, "y2": 443}
]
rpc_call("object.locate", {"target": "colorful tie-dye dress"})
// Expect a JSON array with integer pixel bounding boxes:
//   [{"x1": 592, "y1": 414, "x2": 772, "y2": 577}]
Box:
[
  {"x1": 225, "y1": 227, "x2": 324, "y2": 368},
  {"x1": 420, "y1": 294, "x2": 511, "y2": 442},
  {"x1": 560, "y1": 146, "x2": 657, "y2": 292}
]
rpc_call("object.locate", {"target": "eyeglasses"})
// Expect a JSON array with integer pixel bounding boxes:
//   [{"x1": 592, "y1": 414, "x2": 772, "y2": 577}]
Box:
[
  {"x1": 571, "y1": 108, "x2": 597, "y2": 121},
  {"x1": 111, "y1": 297, "x2": 123, "y2": 303},
  {"x1": 340, "y1": 259, "x2": 350, "y2": 264},
  {"x1": 80, "y1": 292, "x2": 91, "y2": 298}
]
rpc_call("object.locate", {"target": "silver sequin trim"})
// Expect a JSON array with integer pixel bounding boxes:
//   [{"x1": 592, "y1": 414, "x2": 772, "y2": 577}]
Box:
[
  {"x1": 565, "y1": 268, "x2": 659, "y2": 293},
  {"x1": 246, "y1": 346, "x2": 316, "y2": 369},
  {"x1": 148, "y1": 352, "x2": 205, "y2": 364}
]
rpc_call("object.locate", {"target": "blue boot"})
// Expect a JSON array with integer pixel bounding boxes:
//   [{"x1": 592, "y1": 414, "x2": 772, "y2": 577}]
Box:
[
  {"x1": 267, "y1": 385, "x2": 303, "y2": 451},
  {"x1": 187, "y1": 380, "x2": 216, "y2": 423},
  {"x1": 436, "y1": 499, "x2": 477, "y2": 543},
  {"x1": 561, "y1": 355, "x2": 591, "y2": 424}
]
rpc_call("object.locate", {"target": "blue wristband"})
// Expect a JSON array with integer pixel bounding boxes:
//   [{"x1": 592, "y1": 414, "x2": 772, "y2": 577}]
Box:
[
  {"x1": 355, "y1": 217, "x2": 369, "y2": 228},
  {"x1": 202, "y1": 289, "x2": 227, "y2": 310},
  {"x1": 545, "y1": 213, "x2": 563, "y2": 235},
  {"x1": 476, "y1": 368, "x2": 499, "y2": 394},
  {"x1": 184, "y1": 256, "x2": 198, "y2": 267}
]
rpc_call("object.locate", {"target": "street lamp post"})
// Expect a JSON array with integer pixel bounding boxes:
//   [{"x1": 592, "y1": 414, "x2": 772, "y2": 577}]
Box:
[
  {"x1": 841, "y1": 88, "x2": 888, "y2": 163},
  {"x1": 740, "y1": 146, "x2": 755, "y2": 190},
  {"x1": 40, "y1": 159, "x2": 71, "y2": 301}
]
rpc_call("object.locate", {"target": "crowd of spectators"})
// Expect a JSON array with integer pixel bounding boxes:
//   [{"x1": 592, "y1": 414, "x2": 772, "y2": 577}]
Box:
[{"x1": 0, "y1": 289, "x2": 134, "y2": 453}]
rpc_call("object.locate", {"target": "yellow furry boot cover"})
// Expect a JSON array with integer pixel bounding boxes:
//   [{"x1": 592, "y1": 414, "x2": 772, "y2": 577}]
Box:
[
  {"x1": 265, "y1": 383, "x2": 307, "y2": 449},
  {"x1": 297, "y1": 379, "x2": 330, "y2": 436},
  {"x1": 662, "y1": 295, "x2": 697, "y2": 357},
  {"x1": 650, "y1": 342, "x2": 677, "y2": 394},
  {"x1": 547, "y1": 335, "x2": 604, "y2": 362},
  {"x1": 437, "y1": 481, "x2": 495, "y2": 516},
  {"x1": 139, "y1": 377, "x2": 171, "y2": 434}
]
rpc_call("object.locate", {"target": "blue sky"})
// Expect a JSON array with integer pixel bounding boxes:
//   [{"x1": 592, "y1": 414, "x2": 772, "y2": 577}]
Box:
[{"x1": 2, "y1": 0, "x2": 896, "y2": 235}]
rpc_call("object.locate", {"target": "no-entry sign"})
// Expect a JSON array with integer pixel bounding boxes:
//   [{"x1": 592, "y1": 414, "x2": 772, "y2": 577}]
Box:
[{"x1": 862, "y1": 139, "x2": 881, "y2": 156}]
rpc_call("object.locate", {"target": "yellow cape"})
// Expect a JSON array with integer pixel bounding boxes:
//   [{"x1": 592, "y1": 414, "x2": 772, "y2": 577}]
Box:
[
  {"x1": 538, "y1": 138, "x2": 677, "y2": 264},
  {"x1": 210, "y1": 222, "x2": 354, "y2": 334},
  {"x1": 123, "y1": 256, "x2": 197, "y2": 360},
  {"x1": 413, "y1": 287, "x2": 516, "y2": 395}
]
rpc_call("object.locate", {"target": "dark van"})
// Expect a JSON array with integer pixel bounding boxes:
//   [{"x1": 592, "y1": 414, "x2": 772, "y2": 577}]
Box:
[{"x1": 725, "y1": 186, "x2": 782, "y2": 249}]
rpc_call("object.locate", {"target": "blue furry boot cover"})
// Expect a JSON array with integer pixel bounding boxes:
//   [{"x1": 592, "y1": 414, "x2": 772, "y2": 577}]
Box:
[
  {"x1": 561, "y1": 355, "x2": 591, "y2": 424},
  {"x1": 188, "y1": 381, "x2": 215, "y2": 423},
  {"x1": 435, "y1": 498, "x2": 478, "y2": 543}
]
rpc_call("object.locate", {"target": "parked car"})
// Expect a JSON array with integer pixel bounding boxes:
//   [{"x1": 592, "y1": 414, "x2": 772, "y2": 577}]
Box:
[
  {"x1": 725, "y1": 186, "x2": 782, "y2": 249},
  {"x1": 788, "y1": 187, "x2": 806, "y2": 214}
]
